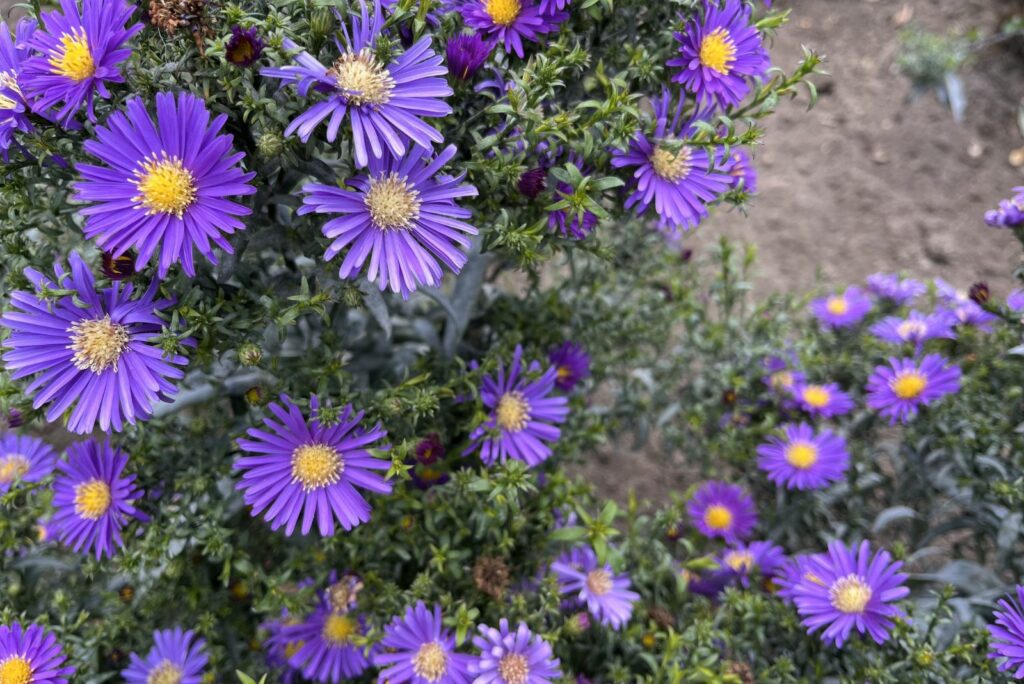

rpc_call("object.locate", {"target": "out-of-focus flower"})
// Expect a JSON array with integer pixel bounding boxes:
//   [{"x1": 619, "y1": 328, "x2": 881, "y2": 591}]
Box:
[
  {"x1": 687, "y1": 481, "x2": 757, "y2": 542},
  {"x1": 865, "y1": 355, "x2": 961, "y2": 424},
  {"x1": 756, "y1": 423, "x2": 849, "y2": 490}
]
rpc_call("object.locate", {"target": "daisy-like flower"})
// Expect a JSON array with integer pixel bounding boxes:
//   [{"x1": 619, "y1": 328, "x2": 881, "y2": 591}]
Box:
[
  {"x1": 261, "y1": 612, "x2": 303, "y2": 684},
  {"x1": 791, "y1": 382, "x2": 855, "y2": 419},
  {"x1": 52, "y1": 439, "x2": 143, "y2": 559},
  {"x1": 0, "y1": 252, "x2": 189, "y2": 434},
  {"x1": 21, "y1": 0, "x2": 142, "y2": 126},
  {"x1": 464, "y1": 345, "x2": 570, "y2": 467},
  {"x1": 261, "y1": 1, "x2": 451, "y2": 168},
  {"x1": 226, "y1": 25, "x2": 264, "y2": 67},
  {"x1": 761, "y1": 355, "x2": 804, "y2": 395},
  {"x1": 611, "y1": 91, "x2": 733, "y2": 232},
  {"x1": 791, "y1": 540, "x2": 909, "y2": 648},
  {"x1": 461, "y1": 0, "x2": 567, "y2": 59},
  {"x1": 668, "y1": 0, "x2": 770, "y2": 109},
  {"x1": 865, "y1": 273, "x2": 926, "y2": 305},
  {"x1": 548, "y1": 341, "x2": 590, "y2": 392},
  {"x1": 122, "y1": 627, "x2": 208, "y2": 684},
  {"x1": 865, "y1": 355, "x2": 961, "y2": 425},
  {"x1": 373, "y1": 602, "x2": 473, "y2": 683},
  {"x1": 687, "y1": 481, "x2": 757, "y2": 542},
  {"x1": 717, "y1": 540, "x2": 786, "y2": 588},
  {"x1": 283, "y1": 604, "x2": 374, "y2": 682},
  {"x1": 0, "y1": 18, "x2": 36, "y2": 160},
  {"x1": 235, "y1": 394, "x2": 392, "y2": 536},
  {"x1": 934, "y1": 278, "x2": 998, "y2": 331},
  {"x1": 0, "y1": 434, "x2": 57, "y2": 494},
  {"x1": 809, "y1": 287, "x2": 872, "y2": 329},
  {"x1": 551, "y1": 546, "x2": 639, "y2": 630},
  {"x1": 774, "y1": 552, "x2": 826, "y2": 603},
  {"x1": 756, "y1": 423, "x2": 849, "y2": 490},
  {"x1": 299, "y1": 144, "x2": 477, "y2": 298},
  {"x1": 869, "y1": 310, "x2": 956, "y2": 347},
  {"x1": 446, "y1": 33, "x2": 493, "y2": 81},
  {"x1": 0, "y1": 622, "x2": 74, "y2": 684},
  {"x1": 415, "y1": 432, "x2": 446, "y2": 465},
  {"x1": 724, "y1": 148, "x2": 757, "y2": 193},
  {"x1": 73, "y1": 92, "x2": 257, "y2": 278},
  {"x1": 985, "y1": 187, "x2": 1024, "y2": 228},
  {"x1": 469, "y1": 619, "x2": 561, "y2": 684},
  {"x1": 988, "y1": 585, "x2": 1024, "y2": 678}
]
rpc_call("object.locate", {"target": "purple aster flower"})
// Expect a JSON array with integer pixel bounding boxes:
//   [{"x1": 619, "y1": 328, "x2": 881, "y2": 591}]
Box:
[
  {"x1": 0, "y1": 252, "x2": 189, "y2": 434},
  {"x1": 791, "y1": 540, "x2": 909, "y2": 648},
  {"x1": 757, "y1": 423, "x2": 849, "y2": 490},
  {"x1": 21, "y1": 0, "x2": 142, "y2": 126},
  {"x1": 0, "y1": 18, "x2": 36, "y2": 160},
  {"x1": 464, "y1": 345, "x2": 569, "y2": 467},
  {"x1": 469, "y1": 619, "x2": 561, "y2": 684},
  {"x1": 988, "y1": 585, "x2": 1024, "y2": 678},
  {"x1": 865, "y1": 273, "x2": 926, "y2": 305},
  {"x1": 35, "y1": 517, "x2": 57, "y2": 544},
  {"x1": 724, "y1": 148, "x2": 757, "y2": 193},
  {"x1": 551, "y1": 546, "x2": 639, "y2": 629},
  {"x1": 235, "y1": 394, "x2": 392, "y2": 536},
  {"x1": 668, "y1": 0, "x2": 770, "y2": 109},
  {"x1": 548, "y1": 341, "x2": 590, "y2": 391},
  {"x1": 122, "y1": 628, "x2": 208, "y2": 684},
  {"x1": 226, "y1": 25, "x2": 264, "y2": 67},
  {"x1": 73, "y1": 92, "x2": 257, "y2": 278},
  {"x1": 761, "y1": 355, "x2": 804, "y2": 394},
  {"x1": 934, "y1": 278, "x2": 998, "y2": 331},
  {"x1": 539, "y1": 0, "x2": 570, "y2": 14},
  {"x1": 687, "y1": 481, "x2": 757, "y2": 542},
  {"x1": 283, "y1": 605, "x2": 373, "y2": 682},
  {"x1": 52, "y1": 438, "x2": 143, "y2": 559},
  {"x1": 261, "y1": 613, "x2": 303, "y2": 684},
  {"x1": 373, "y1": 602, "x2": 473, "y2": 683},
  {"x1": 0, "y1": 622, "x2": 74, "y2": 683},
  {"x1": 548, "y1": 181, "x2": 599, "y2": 239},
  {"x1": 810, "y1": 286, "x2": 872, "y2": 329},
  {"x1": 0, "y1": 433, "x2": 57, "y2": 493},
  {"x1": 717, "y1": 540, "x2": 786, "y2": 588},
  {"x1": 865, "y1": 354, "x2": 961, "y2": 425},
  {"x1": 774, "y1": 552, "x2": 827, "y2": 603},
  {"x1": 518, "y1": 166, "x2": 548, "y2": 199},
  {"x1": 681, "y1": 566, "x2": 734, "y2": 599},
  {"x1": 415, "y1": 432, "x2": 446, "y2": 465},
  {"x1": 790, "y1": 382, "x2": 855, "y2": 419},
  {"x1": 1009, "y1": 289, "x2": 1024, "y2": 313},
  {"x1": 410, "y1": 463, "x2": 451, "y2": 490},
  {"x1": 611, "y1": 91, "x2": 733, "y2": 232},
  {"x1": 461, "y1": 0, "x2": 567, "y2": 58},
  {"x1": 446, "y1": 32, "x2": 493, "y2": 80},
  {"x1": 261, "y1": 2, "x2": 451, "y2": 168},
  {"x1": 869, "y1": 310, "x2": 956, "y2": 347},
  {"x1": 986, "y1": 188, "x2": 1024, "y2": 228},
  {"x1": 299, "y1": 144, "x2": 478, "y2": 299}
]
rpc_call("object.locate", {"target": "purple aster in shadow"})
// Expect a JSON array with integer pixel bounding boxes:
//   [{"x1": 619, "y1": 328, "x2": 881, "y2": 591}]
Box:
[
  {"x1": 446, "y1": 32, "x2": 493, "y2": 80},
  {"x1": 869, "y1": 310, "x2": 956, "y2": 348},
  {"x1": 518, "y1": 166, "x2": 548, "y2": 199},
  {"x1": 810, "y1": 286, "x2": 872, "y2": 329},
  {"x1": 668, "y1": 0, "x2": 770, "y2": 109},
  {"x1": 0, "y1": 622, "x2": 74, "y2": 683},
  {"x1": 122, "y1": 628, "x2": 208, "y2": 684},
  {"x1": 0, "y1": 18, "x2": 36, "y2": 160},
  {"x1": 52, "y1": 438, "x2": 143, "y2": 559},
  {"x1": 0, "y1": 252, "x2": 189, "y2": 434},
  {"x1": 791, "y1": 540, "x2": 909, "y2": 648},
  {"x1": 261, "y1": 612, "x2": 303, "y2": 684},
  {"x1": 73, "y1": 92, "x2": 257, "y2": 278},
  {"x1": 461, "y1": 0, "x2": 567, "y2": 58},
  {"x1": 687, "y1": 481, "x2": 757, "y2": 542},
  {"x1": 865, "y1": 273, "x2": 926, "y2": 305},
  {"x1": 551, "y1": 546, "x2": 639, "y2": 629},
  {"x1": 986, "y1": 187, "x2": 1024, "y2": 228},
  {"x1": 547, "y1": 155, "x2": 599, "y2": 239},
  {"x1": 790, "y1": 382, "x2": 854, "y2": 419},
  {"x1": 374, "y1": 601, "x2": 473, "y2": 683},
  {"x1": 724, "y1": 148, "x2": 757, "y2": 193},
  {"x1": 774, "y1": 553, "x2": 827, "y2": 603},
  {"x1": 261, "y1": 1, "x2": 451, "y2": 168},
  {"x1": 21, "y1": 0, "x2": 142, "y2": 126},
  {"x1": 757, "y1": 423, "x2": 849, "y2": 490},
  {"x1": 761, "y1": 354, "x2": 804, "y2": 395},
  {"x1": 988, "y1": 585, "x2": 1024, "y2": 678},
  {"x1": 548, "y1": 341, "x2": 590, "y2": 391},
  {"x1": 283, "y1": 605, "x2": 374, "y2": 682},
  {"x1": 300, "y1": 144, "x2": 478, "y2": 298},
  {"x1": 469, "y1": 619, "x2": 561, "y2": 684},
  {"x1": 865, "y1": 354, "x2": 961, "y2": 425},
  {"x1": 464, "y1": 345, "x2": 569, "y2": 467},
  {"x1": 611, "y1": 91, "x2": 732, "y2": 232},
  {"x1": 1009, "y1": 289, "x2": 1024, "y2": 313},
  {"x1": 415, "y1": 432, "x2": 446, "y2": 465},
  {"x1": 0, "y1": 433, "x2": 57, "y2": 494},
  {"x1": 717, "y1": 540, "x2": 786, "y2": 588},
  {"x1": 934, "y1": 278, "x2": 998, "y2": 331},
  {"x1": 226, "y1": 25, "x2": 264, "y2": 67},
  {"x1": 235, "y1": 394, "x2": 392, "y2": 536}
]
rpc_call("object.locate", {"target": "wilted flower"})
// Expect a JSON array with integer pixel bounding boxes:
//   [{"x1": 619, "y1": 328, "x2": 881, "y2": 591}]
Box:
[
  {"x1": 415, "y1": 432, "x2": 446, "y2": 465},
  {"x1": 473, "y1": 556, "x2": 510, "y2": 599},
  {"x1": 865, "y1": 355, "x2": 961, "y2": 424},
  {"x1": 122, "y1": 628, "x2": 208, "y2": 683},
  {"x1": 517, "y1": 166, "x2": 548, "y2": 199},
  {"x1": 100, "y1": 251, "x2": 136, "y2": 280},
  {"x1": 687, "y1": 481, "x2": 758, "y2": 542},
  {"x1": 226, "y1": 25, "x2": 264, "y2": 66},
  {"x1": 934, "y1": 278, "x2": 998, "y2": 331},
  {"x1": 968, "y1": 281, "x2": 990, "y2": 305}
]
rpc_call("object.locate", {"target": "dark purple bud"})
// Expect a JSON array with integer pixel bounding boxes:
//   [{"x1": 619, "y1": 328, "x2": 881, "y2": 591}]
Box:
[
  {"x1": 517, "y1": 166, "x2": 547, "y2": 199},
  {"x1": 226, "y1": 25, "x2": 264, "y2": 67},
  {"x1": 101, "y1": 252, "x2": 136, "y2": 280},
  {"x1": 969, "y1": 281, "x2": 990, "y2": 305},
  {"x1": 446, "y1": 33, "x2": 493, "y2": 81}
]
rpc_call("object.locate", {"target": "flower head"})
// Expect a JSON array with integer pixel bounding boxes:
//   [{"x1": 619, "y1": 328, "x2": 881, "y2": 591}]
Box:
[
  {"x1": 235, "y1": 394, "x2": 392, "y2": 536},
  {"x1": 261, "y1": 612, "x2": 303, "y2": 684},
  {"x1": 0, "y1": 252, "x2": 189, "y2": 434},
  {"x1": 934, "y1": 278, "x2": 998, "y2": 331},
  {"x1": 687, "y1": 481, "x2": 757, "y2": 542},
  {"x1": 865, "y1": 273, "x2": 927, "y2": 305},
  {"x1": 757, "y1": 423, "x2": 849, "y2": 490},
  {"x1": 0, "y1": 622, "x2": 74, "y2": 684},
  {"x1": 985, "y1": 187, "x2": 1024, "y2": 228},
  {"x1": 283, "y1": 606, "x2": 373, "y2": 682},
  {"x1": 865, "y1": 354, "x2": 961, "y2": 424},
  {"x1": 300, "y1": 145, "x2": 478, "y2": 298},
  {"x1": 226, "y1": 25, "x2": 264, "y2": 66},
  {"x1": 717, "y1": 540, "x2": 786, "y2": 588},
  {"x1": 446, "y1": 32, "x2": 493, "y2": 80},
  {"x1": 869, "y1": 310, "x2": 956, "y2": 347},
  {"x1": 0, "y1": 434, "x2": 57, "y2": 494},
  {"x1": 551, "y1": 546, "x2": 639, "y2": 629},
  {"x1": 548, "y1": 341, "x2": 590, "y2": 391},
  {"x1": 988, "y1": 585, "x2": 1024, "y2": 678},
  {"x1": 810, "y1": 287, "x2": 872, "y2": 329},
  {"x1": 774, "y1": 553, "x2": 826, "y2": 603},
  {"x1": 122, "y1": 628, "x2": 208, "y2": 684},
  {"x1": 469, "y1": 619, "x2": 561, "y2": 684},
  {"x1": 415, "y1": 432, "x2": 446, "y2": 465},
  {"x1": 461, "y1": 0, "x2": 568, "y2": 59},
  {"x1": 791, "y1": 382, "x2": 854, "y2": 419},
  {"x1": 0, "y1": 18, "x2": 36, "y2": 160},
  {"x1": 517, "y1": 166, "x2": 548, "y2": 199},
  {"x1": 761, "y1": 355, "x2": 804, "y2": 394},
  {"x1": 374, "y1": 602, "x2": 473, "y2": 683},
  {"x1": 724, "y1": 148, "x2": 757, "y2": 193}
]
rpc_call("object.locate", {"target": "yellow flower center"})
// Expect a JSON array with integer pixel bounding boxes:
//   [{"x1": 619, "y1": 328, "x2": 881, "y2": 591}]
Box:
[
  {"x1": 364, "y1": 172, "x2": 421, "y2": 230},
  {"x1": 69, "y1": 315, "x2": 131, "y2": 374},
  {"x1": 497, "y1": 653, "x2": 529, "y2": 684},
  {"x1": 74, "y1": 479, "x2": 112, "y2": 520},
  {"x1": 784, "y1": 442, "x2": 818, "y2": 470},
  {"x1": 585, "y1": 568, "x2": 613, "y2": 596},
  {"x1": 801, "y1": 385, "x2": 830, "y2": 408},
  {"x1": 703, "y1": 504, "x2": 733, "y2": 531},
  {"x1": 699, "y1": 27, "x2": 737, "y2": 75},
  {"x1": 495, "y1": 391, "x2": 530, "y2": 432},
  {"x1": 891, "y1": 371, "x2": 927, "y2": 400},
  {"x1": 283, "y1": 640, "x2": 304, "y2": 659},
  {"x1": 0, "y1": 71, "x2": 22, "y2": 110},
  {"x1": 829, "y1": 574, "x2": 872, "y2": 614},
  {"x1": 724, "y1": 550, "x2": 755, "y2": 572},
  {"x1": 331, "y1": 49, "x2": 395, "y2": 106},
  {"x1": 290, "y1": 443, "x2": 343, "y2": 491},
  {"x1": 650, "y1": 145, "x2": 692, "y2": 182},
  {"x1": 0, "y1": 455, "x2": 29, "y2": 484},
  {"x1": 132, "y1": 154, "x2": 197, "y2": 218},
  {"x1": 825, "y1": 296, "x2": 848, "y2": 316},
  {"x1": 896, "y1": 320, "x2": 927, "y2": 339},
  {"x1": 556, "y1": 366, "x2": 571, "y2": 381},
  {"x1": 411, "y1": 641, "x2": 448, "y2": 682},
  {"x1": 485, "y1": 0, "x2": 521, "y2": 26},
  {"x1": 49, "y1": 29, "x2": 95, "y2": 81},
  {"x1": 322, "y1": 614, "x2": 358, "y2": 646},
  {"x1": 0, "y1": 656, "x2": 33, "y2": 684},
  {"x1": 147, "y1": 660, "x2": 184, "y2": 684}
]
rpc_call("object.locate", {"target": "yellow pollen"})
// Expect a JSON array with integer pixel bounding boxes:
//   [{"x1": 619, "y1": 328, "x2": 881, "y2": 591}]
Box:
[
  {"x1": 331, "y1": 49, "x2": 395, "y2": 106},
  {"x1": 724, "y1": 551, "x2": 755, "y2": 572},
  {"x1": 485, "y1": 0, "x2": 521, "y2": 26},
  {"x1": 146, "y1": 660, "x2": 184, "y2": 684},
  {"x1": 896, "y1": 320, "x2": 927, "y2": 340},
  {"x1": 322, "y1": 614, "x2": 358, "y2": 646},
  {"x1": 0, "y1": 455, "x2": 29, "y2": 484},
  {"x1": 891, "y1": 371, "x2": 927, "y2": 400},
  {"x1": 69, "y1": 315, "x2": 131, "y2": 373},
  {"x1": 411, "y1": 641, "x2": 448, "y2": 682},
  {"x1": 497, "y1": 653, "x2": 529, "y2": 684},
  {"x1": 784, "y1": 442, "x2": 818, "y2": 470},
  {"x1": 585, "y1": 568, "x2": 613, "y2": 597},
  {"x1": 283, "y1": 640, "x2": 304, "y2": 659},
  {"x1": 703, "y1": 504, "x2": 733, "y2": 531},
  {"x1": 829, "y1": 574, "x2": 873, "y2": 614},
  {"x1": 0, "y1": 656, "x2": 33, "y2": 684},
  {"x1": 132, "y1": 154, "x2": 197, "y2": 218},
  {"x1": 825, "y1": 297, "x2": 849, "y2": 316},
  {"x1": 0, "y1": 71, "x2": 22, "y2": 110},
  {"x1": 49, "y1": 29, "x2": 95, "y2": 81},
  {"x1": 290, "y1": 443, "x2": 343, "y2": 491},
  {"x1": 74, "y1": 479, "x2": 112, "y2": 520},
  {"x1": 556, "y1": 366, "x2": 571, "y2": 381},
  {"x1": 364, "y1": 172, "x2": 421, "y2": 230},
  {"x1": 699, "y1": 27, "x2": 737, "y2": 75},
  {"x1": 801, "y1": 385, "x2": 830, "y2": 409},
  {"x1": 495, "y1": 391, "x2": 530, "y2": 432},
  {"x1": 650, "y1": 145, "x2": 693, "y2": 182}
]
